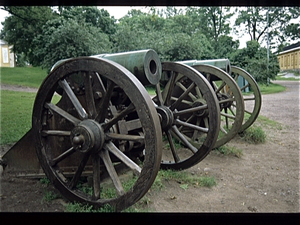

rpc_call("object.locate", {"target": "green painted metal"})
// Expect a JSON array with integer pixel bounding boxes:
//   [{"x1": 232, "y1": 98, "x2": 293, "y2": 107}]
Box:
[
  {"x1": 51, "y1": 49, "x2": 162, "y2": 86},
  {"x1": 178, "y1": 59, "x2": 231, "y2": 75}
]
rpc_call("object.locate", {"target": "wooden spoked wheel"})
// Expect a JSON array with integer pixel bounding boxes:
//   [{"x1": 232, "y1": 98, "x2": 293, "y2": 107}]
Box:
[
  {"x1": 32, "y1": 57, "x2": 162, "y2": 211},
  {"x1": 231, "y1": 66, "x2": 262, "y2": 133},
  {"x1": 191, "y1": 64, "x2": 244, "y2": 148},
  {"x1": 154, "y1": 62, "x2": 220, "y2": 170}
]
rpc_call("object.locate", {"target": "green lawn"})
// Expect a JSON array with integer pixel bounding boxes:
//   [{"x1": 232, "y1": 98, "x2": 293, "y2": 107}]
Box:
[
  {"x1": 0, "y1": 66, "x2": 48, "y2": 88},
  {"x1": 258, "y1": 82, "x2": 286, "y2": 95},
  {"x1": 0, "y1": 90, "x2": 36, "y2": 144}
]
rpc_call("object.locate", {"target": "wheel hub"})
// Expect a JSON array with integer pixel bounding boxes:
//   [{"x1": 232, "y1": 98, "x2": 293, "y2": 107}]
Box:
[
  {"x1": 70, "y1": 119, "x2": 104, "y2": 154},
  {"x1": 192, "y1": 100, "x2": 208, "y2": 117},
  {"x1": 156, "y1": 106, "x2": 174, "y2": 130}
]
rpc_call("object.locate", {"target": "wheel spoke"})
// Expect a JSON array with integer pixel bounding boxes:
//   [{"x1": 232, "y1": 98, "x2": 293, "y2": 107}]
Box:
[
  {"x1": 228, "y1": 106, "x2": 236, "y2": 117},
  {"x1": 92, "y1": 153, "x2": 101, "y2": 199},
  {"x1": 41, "y1": 130, "x2": 71, "y2": 136},
  {"x1": 45, "y1": 102, "x2": 80, "y2": 125},
  {"x1": 166, "y1": 130, "x2": 180, "y2": 163},
  {"x1": 177, "y1": 82, "x2": 197, "y2": 100},
  {"x1": 220, "y1": 111, "x2": 236, "y2": 120},
  {"x1": 195, "y1": 86, "x2": 202, "y2": 98},
  {"x1": 220, "y1": 125, "x2": 228, "y2": 134},
  {"x1": 104, "y1": 141, "x2": 141, "y2": 176},
  {"x1": 84, "y1": 72, "x2": 97, "y2": 119},
  {"x1": 106, "y1": 133, "x2": 144, "y2": 142},
  {"x1": 59, "y1": 79, "x2": 88, "y2": 120},
  {"x1": 102, "y1": 103, "x2": 135, "y2": 131},
  {"x1": 69, "y1": 153, "x2": 90, "y2": 189},
  {"x1": 95, "y1": 80, "x2": 115, "y2": 122},
  {"x1": 163, "y1": 71, "x2": 178, "y2": 105},
  {"x1": 171, "y1": 126, "x2": 197, "y2": 154},
  {"x1": 234, "y1": 74, "x2": 239, "y2": 82},
  {"x1": 155, "y1": 83, "x2": 164, "y2": 106},
  {"x1": 214, "y1": 81, "x2": 226, "y2": 94},
  {"x1": 192, "y1": 117, "x2": 201, "y2": 140},
  {"x1": 173, "y1": 104, "x2": 208, "y2": 117},
  {"x1": 240, "y1": 83, "x2": 250, "y2": 92},
  {"x1": 178, "y1": 114, "x2": 194, "y2": 131},
  {"x1": 218, "y1": 98, "x2": 235, "y2": 105},
  {"x1": 50, "y1": 147, "x2": 76, "y2": 166},
  {"x1": 174, "y1": 118, "x2": 209, "y2": 133},
  {"x1": 100, "y1": 148, "x2": 125, "y2": 196},
  {"x1": 225, "y1": 108, "x2": 229, "y2": 128},
  {"x1": 244, "y1": 108, "x2": 254, "y2": 115},
  {"x1": 170, "y1": 82, "x2": 196, "y2": 111},
  {"x1": 170, "y1": 97, "x2": 193, "y2": 106}
]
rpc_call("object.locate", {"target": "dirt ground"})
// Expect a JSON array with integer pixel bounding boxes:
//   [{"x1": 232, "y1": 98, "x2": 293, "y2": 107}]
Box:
[{"x1": 0, "y1": 80, "x2": 299, "y2": 212}]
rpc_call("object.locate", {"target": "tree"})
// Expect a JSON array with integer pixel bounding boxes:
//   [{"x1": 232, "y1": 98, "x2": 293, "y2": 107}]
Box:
[
  {"x1": 234, "y1": 7, "x2": 300, "y2": 49},
  {"x1": 230, "y1": 40, "x2": 279, "y2": 83},
  {"x1": 59, "y1": 6, "x2": 117, "y2": 35},
  {"x1": 33, "y1": 17, "x2": 112, "y2": 72},
  {"x1": 186, "y1": 7, "x2": 233, "y2": 52},
  {"x1": 0, "y1": 6, "x2": 58, "y2": 65},
  {"x1": 214, "y1": 35, "x2": 240, "y2": 58},
  {"x1": 284, "y1": 23, "x2": 300, "y2": 41}
]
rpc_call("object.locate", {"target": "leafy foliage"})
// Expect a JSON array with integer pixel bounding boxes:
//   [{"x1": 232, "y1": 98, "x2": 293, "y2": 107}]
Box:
[
  {"x1": 0, "y1": 6, "x2": 58, "y2": 66},
  {"x1": 230, "y1": 40, "x2": 280, "y2": 83},
  {"x1": 33, "y1": 17, "x2": 112, "y2": 72},
  {"x1": 0, "y1": 6, "x2": 298, "y2": 83}
]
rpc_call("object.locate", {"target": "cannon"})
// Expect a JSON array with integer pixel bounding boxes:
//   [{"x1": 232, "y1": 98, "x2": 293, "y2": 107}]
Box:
[
  {"x1": 1, "y1": 49, "x2": 261, "y2": 211},
  {"x1": 176, "y1": 59, "x2": 262, "y2": 147},
  {"x1": 1, "y1": 49, "x2": 223, "y2": 211}
]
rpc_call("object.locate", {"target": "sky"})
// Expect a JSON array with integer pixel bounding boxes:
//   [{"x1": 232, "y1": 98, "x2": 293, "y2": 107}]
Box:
[{"x1": 2, "y1": 6, "x2": 294, "y2": 50}]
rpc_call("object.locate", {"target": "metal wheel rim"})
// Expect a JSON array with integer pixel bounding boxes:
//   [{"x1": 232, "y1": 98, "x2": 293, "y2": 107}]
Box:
[
  {"x1": 192, "y1": 64, "x2": 244, "y2": 148},
  {"x1": 32, "y1": 57, "x2": 162, "y2": 211},
  {"x1": 231, "y1": 66, "x2": 262, "y2": 132}
]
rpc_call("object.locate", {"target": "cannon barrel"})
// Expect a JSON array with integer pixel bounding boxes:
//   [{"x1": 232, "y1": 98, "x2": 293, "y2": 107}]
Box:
[
  {"x1": 51, "y1": 49, "x2": 162, "y2": 86},
  {"x1": 178, "y1": 59, "x2": 231, "y2": 75}
]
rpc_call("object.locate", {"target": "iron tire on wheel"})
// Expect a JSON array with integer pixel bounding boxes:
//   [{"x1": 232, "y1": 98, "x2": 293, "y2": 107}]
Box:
[
  {"x1": 231, "y1": 66, "x2": 262, "y2": 133},
  {"x1": 32, "y1": 57, "x2": 162, "y2": 211},
  {"x1": 155, "y1": 62, "x2": 220, "y2": 170},
  {"x1": 191, "y1": 64, "x2": 244, "y2": 148}
]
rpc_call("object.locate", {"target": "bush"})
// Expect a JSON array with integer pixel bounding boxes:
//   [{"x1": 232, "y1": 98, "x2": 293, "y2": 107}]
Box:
[{"x1": 230, "y1": 40, "x2": 280, "y2": 84}]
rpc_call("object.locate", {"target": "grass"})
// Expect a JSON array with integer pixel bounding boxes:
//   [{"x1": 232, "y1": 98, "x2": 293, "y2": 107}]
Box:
[
  {"x1": 0, "y1": 90, "x2": 36, "y2": 144},
  {"x1": 255, "y1": 115, "x2": 282, "y2": 130},
  {"x1": 258, "y1": 82, "x2": 286, "y2": 95},
  {"x1": 239, "y1": 125, "x2": 266, "y2": 144},
  {"x1": 64, "y1": 169, "x2": 216, "y2": 212},
  {"x1": 41, "y1": 191, "x2": 59, "y2": 204},
  {"x1": 0, "y1": 66, "x2": 48, "y2": 88},
  {"x1": 145, "y1": 86, "x2": 156, "y2": 96},
  {"x1": 157, "y1": 169, "x2": 217, "y2": 188},
  {"x1": 214, "y1": 145, "x2": 243, "y2": 158},
  {"x1": 275, "y1": 76, "x2": 300, "y2": 81}
]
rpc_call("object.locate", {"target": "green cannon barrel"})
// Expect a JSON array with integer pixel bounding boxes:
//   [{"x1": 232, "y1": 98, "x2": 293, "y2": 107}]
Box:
[
  {"x1": 178, "y1": 59, "x2": 231, "y2": 75},
  {"x1": 51, "y1": 49, "x2": 162, "y2": 86}
]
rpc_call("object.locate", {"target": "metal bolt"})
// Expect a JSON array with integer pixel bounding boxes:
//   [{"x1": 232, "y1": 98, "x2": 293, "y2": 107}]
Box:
[{"x1": 94, "y1": 91, "x2": 102, "y2": 99}]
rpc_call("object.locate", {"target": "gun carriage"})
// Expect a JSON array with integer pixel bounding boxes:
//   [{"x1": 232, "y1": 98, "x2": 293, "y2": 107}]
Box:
[{"x1": 0, "y1": 49, "x2": 261, "y2": 211}]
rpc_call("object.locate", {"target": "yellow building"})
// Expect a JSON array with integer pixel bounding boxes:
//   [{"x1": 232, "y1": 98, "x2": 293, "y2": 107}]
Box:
[
  {"x1": 277, "y1": 42, "x2": 300, "y2": 71},
  {"x1": 0, "y1": 39, "x2": 15, "y2": 67}
]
